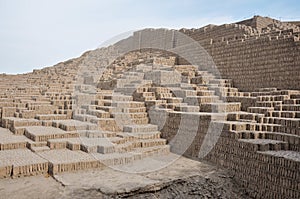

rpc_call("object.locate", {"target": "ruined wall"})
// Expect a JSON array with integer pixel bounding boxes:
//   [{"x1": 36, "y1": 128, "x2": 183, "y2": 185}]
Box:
[
  {"x1": 159, "y1": 111, "x2": 299, "y2": 199},
  {"x1": 288, "y1": 21, "x2": 300, "y2": 27},
  {"x1": 237, "y1": 16, "x2": 276, "y2": 30},
  {"x1": 114, "y1": 19, "x2": 300, "y2": 92},
  {"x1": 159, "y1": 112, "x2": 213, "y2": 157},
  {"x1": 207, "y1": 36, "x2": 300, "y2": 91},
  {"x1": 109, "y1": 17, "x2": 300, "y2": 198},
  {"x1": 205, "y1": 131, "x2": 299, "y2": 199},
  {"x1": 180, "y1": 23, "x2": 253, "y2": 43},
  {"x1": 180, "y1": 29, "x2": 300, "y2": 91}
]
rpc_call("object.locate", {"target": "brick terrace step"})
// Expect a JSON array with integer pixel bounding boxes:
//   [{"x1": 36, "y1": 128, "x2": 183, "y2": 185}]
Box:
[
  {"x1": 0, "y1": 149, "x2": 48, "y2": 178},
  {"x1": 200, "y1": 102, "x2": 241, "y2": 112},
  {"x1": 38, "y1": 149, "x2": 101, "y2": 175},
  {"x1": 238, "y1": 139, "x2": 289, "y2": 151},
  {"x1": 123, "y1": 124, "x2": 158, "y2": 133},
  {"x1": 24, "y1": 126, "x2": 79, "y2": 142}
]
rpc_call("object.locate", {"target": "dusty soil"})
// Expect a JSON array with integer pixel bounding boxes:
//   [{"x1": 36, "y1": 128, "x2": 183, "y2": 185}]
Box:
[{"x1": 0, "y1": 154, "x2": 250, "y2": 199}]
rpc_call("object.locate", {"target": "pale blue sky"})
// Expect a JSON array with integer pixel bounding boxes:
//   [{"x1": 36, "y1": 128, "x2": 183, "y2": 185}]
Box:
[{"x1": 0, "y1": 0, "x2": 299, "y2": 74}]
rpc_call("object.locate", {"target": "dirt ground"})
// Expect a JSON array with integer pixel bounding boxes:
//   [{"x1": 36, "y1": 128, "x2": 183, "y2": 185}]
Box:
[{"x1": 0, "y1": 153, "x2": 250, "y2": 199}]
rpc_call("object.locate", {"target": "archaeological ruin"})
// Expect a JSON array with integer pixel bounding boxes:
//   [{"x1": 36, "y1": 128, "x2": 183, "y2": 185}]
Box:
[{"x1": 0, "y1": 16, "x2": 299, "y2": 198}]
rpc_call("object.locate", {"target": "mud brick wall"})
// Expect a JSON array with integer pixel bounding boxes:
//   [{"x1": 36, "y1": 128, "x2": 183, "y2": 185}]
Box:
[
  {"x1": 178, "y1": 35, "x2": 300, "y2": 91},
  {"x1": 116, "y1": 27, "x2": 300, "y2": 92},
  {"x1": 157, "y1": 111, "x2": 226, "y2": 158},
  {"x1": 159, "y1": 111, "x2": 212, "y2": 157},
  {"x1": 153, "y1": 56, "x2": 176, "y2": 66},
  {"x1": 205, "y1": 132, "x2": 300, "y2": 199},
  {"x1": 159, "y1": 111, "x2": 300, "y2": 199},
  {"x1": 180, "y1": 23, "x2": 251, "y2": 43},
  {"x1": 237, "y1": 16, "x2": 275, "y2": 30}
]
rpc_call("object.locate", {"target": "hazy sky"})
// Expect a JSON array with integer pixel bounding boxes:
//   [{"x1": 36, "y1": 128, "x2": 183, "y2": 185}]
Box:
[{"x1": 0, "y1": 0, "x2": 299, "y2": 74}]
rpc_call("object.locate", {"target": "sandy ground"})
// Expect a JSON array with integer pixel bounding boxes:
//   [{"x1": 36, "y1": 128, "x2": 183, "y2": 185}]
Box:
[{"x1": 0, "y1": 153, "x2": 249, "y2": 198}]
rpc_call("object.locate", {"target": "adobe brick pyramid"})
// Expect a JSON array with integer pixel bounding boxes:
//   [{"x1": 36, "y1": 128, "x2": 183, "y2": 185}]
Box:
[{"x1": 0, "y1": 16, "x2": 299, "y2": 198}]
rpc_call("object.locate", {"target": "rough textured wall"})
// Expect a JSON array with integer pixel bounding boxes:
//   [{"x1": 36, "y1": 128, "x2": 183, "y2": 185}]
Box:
[
  {"x1": 114, "y1": 16, "x2": 300, "y2": 92},
  {"x1": 159, "y1": 111, "x2": 299, "y2": 199},
  {"x1": 237, "y1": 16, "x2": 276, "y2": 30},
  {"x1": 205, "y1": 131, "x2": 300, "y2": 199},
  {"x1": 206, "y1": 36, "x2": 300, "y2": 91},
  {"x1": 179, "y1": 17, "x2": 300, "y2": 91},
  {"x1": 180, "y1": 23, "x2": 252, "y2": 43}
]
